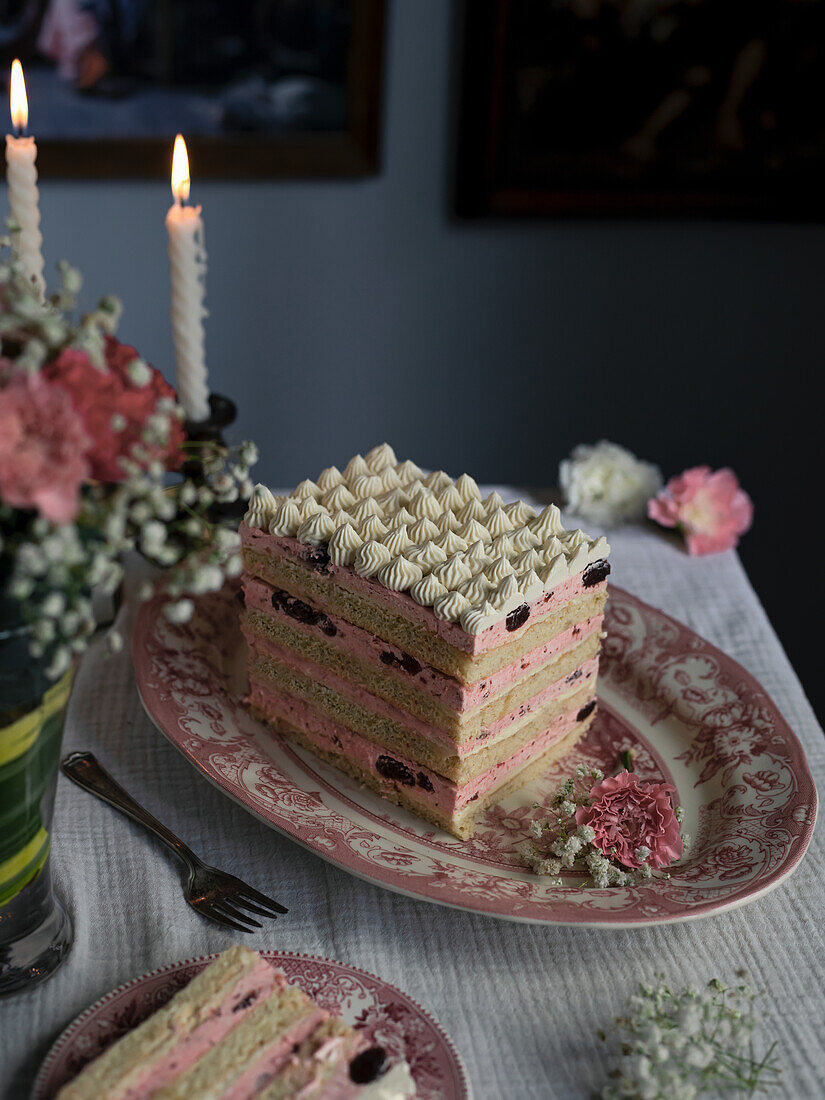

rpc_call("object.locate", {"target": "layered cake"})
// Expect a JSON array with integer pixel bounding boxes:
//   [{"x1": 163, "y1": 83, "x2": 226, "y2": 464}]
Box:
[
  {"x1": 57, "y1": 946, "x2": 415, "y2": 1099},
  {"x1": 240, "y1": 445, "x2": 610, "y2": 839}
]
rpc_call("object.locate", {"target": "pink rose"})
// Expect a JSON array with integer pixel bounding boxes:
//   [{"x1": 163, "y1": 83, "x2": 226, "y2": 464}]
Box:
[
  {"x1": 575, "y1": 770, "x2": 683, "y2": 869},
  {"x1": 44, "y1": 337, "x2": 184, "y2": 483},
  {"x1": 0, "y1": 372, "x2": 90, "y2": 523},
  {"x1": 647, "y1": 466, "x2": 753, "y2": 556}
]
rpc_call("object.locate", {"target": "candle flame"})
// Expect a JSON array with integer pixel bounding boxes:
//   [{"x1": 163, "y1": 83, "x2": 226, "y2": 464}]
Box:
[
  {"x1": 10, "y1": 59, "x2": 27, "y2": 132},
  {"x1": 171, "y1": 134, "x2": 190, "y2": 203}
]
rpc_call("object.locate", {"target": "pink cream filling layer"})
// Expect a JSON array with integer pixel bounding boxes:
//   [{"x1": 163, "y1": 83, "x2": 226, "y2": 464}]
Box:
[
  {"x1": 243, "y1": 573, "x2": 603, "y2": 712},
  {"x1": 245, "y1": 626, "x2": 598, "y2": 757},
  {"x1": 249, "y1": 679, "x2": 588, "y2": 814},
  {"x1": 220, "y1": 1008, "x2": 328, "y2": 1100},
  {"x1": 241, "y1": 523, "x2": 606, "y2": 655},
  {"x1": 121, "y1": 959, "x2": 283, "y2": 1099}
]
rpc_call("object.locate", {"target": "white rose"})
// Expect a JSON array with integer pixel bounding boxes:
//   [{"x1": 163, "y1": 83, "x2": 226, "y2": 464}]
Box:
[{"x1": 559, "y1": 441, "x2": 662, "y2": 526}]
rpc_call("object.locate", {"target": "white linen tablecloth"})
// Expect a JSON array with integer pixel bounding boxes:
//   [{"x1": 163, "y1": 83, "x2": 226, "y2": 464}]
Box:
[{"x1": 2, "y1": 494, "x2": 823, "y2": 1099}]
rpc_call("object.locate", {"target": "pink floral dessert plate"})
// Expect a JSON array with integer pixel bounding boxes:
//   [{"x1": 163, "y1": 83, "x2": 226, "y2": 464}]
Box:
[
  {"x1": 33, "y1": 951, "x2": 468, "y2": 1099},
  {"x1": 132, "y1": 585, "x2": 816, "y2": 927}
]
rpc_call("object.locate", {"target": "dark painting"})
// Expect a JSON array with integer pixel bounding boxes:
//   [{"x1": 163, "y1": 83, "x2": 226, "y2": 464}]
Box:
[
  {"x1": 456, "y1": 0, "x2": 825, "y2": 217},
  {"x1": 0, "y1": 0, "x2": 385, "y2": 177}
]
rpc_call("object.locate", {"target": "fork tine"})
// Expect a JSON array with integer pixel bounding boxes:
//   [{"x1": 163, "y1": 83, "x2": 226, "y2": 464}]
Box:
[
  {"x1": 233, "y1": 883, "x2": 288, "y2": 915},
  {"x1": 215, "y1": 899, "x2": 263, "y2": 930},
  {"x1": 232, "y1": 895, "x2": 280, "y2": 920},
  {"x1": 191, "y1": 900, "x2": 255, "y2": 934}
]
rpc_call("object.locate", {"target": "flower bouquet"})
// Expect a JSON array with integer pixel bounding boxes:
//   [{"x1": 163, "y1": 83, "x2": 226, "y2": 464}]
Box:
[
  {"x1": 520, "y1": 761, "x2": 688, "y2": 887},
  {"x1": 0, "y1": 243, "x2": 256, "y2": 993}
]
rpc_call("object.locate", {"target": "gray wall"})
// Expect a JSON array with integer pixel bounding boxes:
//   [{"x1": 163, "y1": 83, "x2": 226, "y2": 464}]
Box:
[{"x1": 38, "y1": 0, "x2": 823, "y2": 714}]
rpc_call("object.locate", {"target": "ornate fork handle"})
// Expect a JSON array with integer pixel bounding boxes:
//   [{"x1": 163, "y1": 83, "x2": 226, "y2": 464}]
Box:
[{"x1": 61, "y1": 751, "x2": 200, "y2": 870}]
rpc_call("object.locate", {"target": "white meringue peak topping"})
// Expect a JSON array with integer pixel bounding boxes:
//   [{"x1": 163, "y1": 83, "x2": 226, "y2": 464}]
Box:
[
  {"x1": 351, "y1": 497, "x2": 383, "y2": 522},
  {"x1": 354, "y1": 540, "x2": 392, "y2": 578},
  {"x1": 297, "y1": 497, "x2": 324, "y2": 520},
  {"x1": 491, "y1": 532, "x2": 515, "y2": 559},
  {"x1": 487, "y1": 555, "x2": 515, "y2": 584},
  {"x1": 297, "y1": 511, "x2": 334, "y2": 546},
  {"x1": 531, "y1": 503, "x2": 564, "y2": 538},
  {"x1": 456, "y1": 497, "x2": 484, "y2": 523},
  {"x1": 316, "y1": 466, "x2": 344, "y2": 492},
  {"x1": 383, "y1": 525, "x2": 413, "y2": 556},
  {"x1": 436, "y1": 509, "x2": 461, "y2": 533},
  {"x1": 454, "y1": 473, "x2": 481, "y2": 501},
  {"x1": 404, "y1": 542, "x2": 448, "y2": 572},
  {"x1": 391, "y1": 506, "x2": 417, "y2": 528},
  {"x1": 511, "y1": 525, "x2": 541, "y2": 551},
  {"x1": 328, "y1": 523, "x2": 363, "y2": 565},
  {"x1": 512, "y1": 548, "x2": 542, "y2": 573},
  {"x1": 365, "y1": 442, "x2": 397, "y2": 471},
  {"x1": 253, "y1": 449, "x2": 609, "y2": 633},
  {"x1": 360, "y1": 514, "x2": 388, "y2": 541},
  {"x1": 437, "y1": 484, "x2": 464, "y2": 513},
  {"x1": 344, "y1": 454, "x2": 371, "y2": 481},
  {"x1": 432, "y1": 555, "x2": 471, "y2": 590},
  {"x1": 408, "y1": 516, "x2": 439, "y2": 543},
  {"x1": 379, "y1": 466, "x2": 402, "y2": 491},
  {"x1": 244, "y1": 483, "x2": 278, "y2": 529},
  {"x1": 482, "y1": 490, "x2": 505, "y2": 515},
  {"x1": 394, "y1": 459, "x2": 424, "y2": 483},
  {"x1": 268, "y1": 499, "x2": 302, "y2": 536},
  {"x1": 423, "y1": 469, "x2": 452, "y2": 492},
  {"x1": 458, "y1": 518, "x2": 491, "y2": 545},
  {"x1": 462, "y1": 540, "x2": 489, "y2": 568},
  {"x1": 460, "y1": 572, "x2": 491, "y2": 604},
  {"x1": 435, "y1": 529, "x2": 468, "y2": 556},
  {"x1": 410, "y1": 572, "x2": 447, "y2": 607},
  {"x1": 331, "y1": 509, "x2": 355, "y2": 529},
  {"x1": 292, "y1": 478, "x2": 321, "y2": 501},
  {"x1": 519, "y1": 569, "x2": 544, "y2": 600},
  {"x1": 486, "y1": 508, "x2": 513, "y2": 538},
  {"x1": 408, "y1": 487, "x2": 441, "y2": 520},
  {"x1": 491, "y1": 574, "x2": 523, "y2": 612},
  {"x1": 351, "y1": 474, "x2": 385, "y2": 500},
  {"x1": 322, "y1": 484, "x2": 356, "y2": 511},
  {"x1": 378, "y1": 555, "x2": 422, "y2": 592},
  {"x1": 505, "y1": 499, "x2": 537, "y2": 525},
  {"x1": 461, "y1": 599, "x2": 499, "y2": 635},
  {"x1": 434, "y1": 589, "x2": 471, "y2": 623}
]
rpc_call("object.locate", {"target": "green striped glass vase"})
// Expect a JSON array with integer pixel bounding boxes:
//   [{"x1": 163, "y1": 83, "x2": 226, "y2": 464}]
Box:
[{"x1": 0, "y1": 605, "x2": 74, "y2": 995}]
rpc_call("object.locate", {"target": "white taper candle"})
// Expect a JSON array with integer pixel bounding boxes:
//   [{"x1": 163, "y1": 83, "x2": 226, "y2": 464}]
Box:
[
  {"x1": 5, "y1": 61, "x2": 44, "y2": 295},
  {"x1": 166, "y1": 135, "x2": 210, "y2": 422}
]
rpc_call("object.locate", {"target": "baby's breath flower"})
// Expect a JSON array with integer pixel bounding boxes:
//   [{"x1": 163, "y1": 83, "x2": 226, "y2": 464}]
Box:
[
  {"x1": 164, "y1": 599, "x2": 194, "y2": 623},
  {"x1": 601, "y1": 975, "x2": 780, "y2": 1100},
  {"x1": 126, "y1": 358, "x2": 151, "y2": 386}
]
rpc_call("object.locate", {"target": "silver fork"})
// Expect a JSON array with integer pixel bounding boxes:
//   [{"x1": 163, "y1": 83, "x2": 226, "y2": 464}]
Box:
[{"x1": 61, "y1": 751, "x2": 288, "y2": 933}]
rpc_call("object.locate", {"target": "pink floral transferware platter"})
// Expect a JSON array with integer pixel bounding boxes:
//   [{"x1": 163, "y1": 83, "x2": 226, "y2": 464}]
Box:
[
  {"x1": 132, "y1": 584, "x2": 816, "y2": 927},
  {"x1": 33, "y1": 951, "x2": 468, "y2": 1099}
]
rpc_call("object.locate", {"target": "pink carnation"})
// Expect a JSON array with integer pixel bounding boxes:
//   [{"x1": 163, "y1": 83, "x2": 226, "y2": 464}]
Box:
[
  {"x1": 647, "y1": 466, "x2": 753, "y2": 556},
  {"x1": 44, "y1": 337, "x2": 184, "y2": 483},
  {"x1": 0, "y1": 372, "x2": 90, "y2": 523},
  {"x1": 575, "y1": 770, "x2": 683, "y2": 869}
]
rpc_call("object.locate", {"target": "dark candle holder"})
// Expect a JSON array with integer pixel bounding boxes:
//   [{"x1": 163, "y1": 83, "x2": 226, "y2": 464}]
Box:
[{"x1": 183, "y1": 393, "x2": 247, "y2": 525}]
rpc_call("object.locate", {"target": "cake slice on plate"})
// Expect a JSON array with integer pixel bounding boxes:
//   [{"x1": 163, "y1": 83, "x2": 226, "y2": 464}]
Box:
[
  {"x1": 241, "y1": 445, "x2": 610, "y2": 839},
  {"x1": 57, "y1": 946, "x2": 414, "y2": 1099}
]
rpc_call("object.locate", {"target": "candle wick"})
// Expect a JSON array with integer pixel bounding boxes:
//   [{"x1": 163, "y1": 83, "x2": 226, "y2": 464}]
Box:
[{"x1": 13, "y1": 124, "x2": 22, "y2": 139}]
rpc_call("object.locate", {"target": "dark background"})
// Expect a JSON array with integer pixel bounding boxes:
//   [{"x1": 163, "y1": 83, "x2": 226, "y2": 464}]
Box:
[{"x1": 34, "y1": 0, "x2": 822, "y2": 720}]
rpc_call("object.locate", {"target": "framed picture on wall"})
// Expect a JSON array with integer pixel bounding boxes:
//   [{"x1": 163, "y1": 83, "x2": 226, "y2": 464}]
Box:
[
  {"x1": 455, "y1": 0, "x2": 825, "y2": 218},
  {"x1": 1, "y1": 0, "x2": 385, "y2": 178}
]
